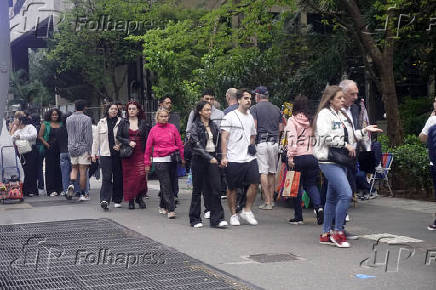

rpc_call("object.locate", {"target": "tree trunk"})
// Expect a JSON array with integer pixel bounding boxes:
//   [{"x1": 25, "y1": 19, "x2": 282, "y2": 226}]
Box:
[{"x1": 379, "y1": 63, "x2": 403, "y2": 146}]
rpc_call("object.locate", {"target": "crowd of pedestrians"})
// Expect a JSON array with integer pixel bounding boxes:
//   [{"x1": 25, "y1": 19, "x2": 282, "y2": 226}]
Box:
[{"x1": 9, "y1": 78, "x2": 436, "y2": 247}]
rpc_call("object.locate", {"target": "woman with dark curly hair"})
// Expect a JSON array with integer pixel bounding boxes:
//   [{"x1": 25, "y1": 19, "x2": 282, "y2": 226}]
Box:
[
  {"x1": 117, "y1": 101, "x2": 149, "y2": 209},
  {"x1": 38, "y1": 108, "x2": 63, "y2": 196}
]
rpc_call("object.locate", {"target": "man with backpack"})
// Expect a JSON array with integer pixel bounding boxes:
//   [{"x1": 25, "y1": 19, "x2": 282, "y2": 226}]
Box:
[{"x1": 419, "y1": 97, "x2": 436, "y2": 231}]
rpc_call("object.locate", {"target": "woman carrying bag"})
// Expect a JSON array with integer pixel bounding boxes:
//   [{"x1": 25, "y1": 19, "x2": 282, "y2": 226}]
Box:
[
  {"x1": 116, "y1": 101, "x2": 149, "y2": 210},
  {"x1": 144, "y1": 109, "x2": 184, "y2": 219},
  {"x1": 188, "y1": 101, "x2": 227, "y2": 228},
  {"x1": 92, "y1": 103, "x2": 123, "y2": 210},
  {"x1": 11, "y1": 116, "x2": 38, "y2": 197},
  {"x1": 313, "y1": 86, "x2": 382, "y2": 248},
  {"x1": 285, "y1": 95, "x2": 323, "y2": 225}
]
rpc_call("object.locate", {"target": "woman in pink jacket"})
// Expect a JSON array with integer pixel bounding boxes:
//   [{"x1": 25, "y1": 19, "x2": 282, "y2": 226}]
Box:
[
  {"x1": 144, "y1": 109, "x2": 185, "y2": 219},
  {"x1": 285, "y1": 95, "x2": 323, "y2": 225}
]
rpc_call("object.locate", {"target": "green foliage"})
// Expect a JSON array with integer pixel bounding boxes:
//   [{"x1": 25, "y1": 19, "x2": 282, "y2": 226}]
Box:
[
  {"x1": 8, "y1": 70, "x2": 53, "y2": 107},
  {"x1": 399, "y1": 96, "x2": 433, "y2": 135},
  {"x1": 390, "y1": 135, "x2": 431, "y2": 194},
  {"x1": 378, "y1": 134, "x2": 392, "y2": 152}
]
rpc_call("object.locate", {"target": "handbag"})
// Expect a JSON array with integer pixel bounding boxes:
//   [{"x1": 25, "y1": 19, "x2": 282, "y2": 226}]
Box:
[
  {"x1": 170, "y1": 150, "x2": 182, "y2": 164},
  {"x1": 282, "y1": 170, "x2": 301, "y2": 198},
  {"x1": 119, "y1": 144, "x2": 134, "y2": 158},
  {"x1": 15, "y1": 139, "x2": 32, "y2": 155},
  {"x1": 327, "y1": 110, "x2": 356, "y2": 169}
]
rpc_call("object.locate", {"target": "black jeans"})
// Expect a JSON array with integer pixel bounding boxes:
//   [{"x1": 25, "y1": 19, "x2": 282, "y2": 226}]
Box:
[
  {"x1": 293, "y1": 155, "x2": 321, "y2": 220},
  {"x1": 155, "y1": 162, "x2": 177, "y2": 212},
  {"x1": 45, "y1": 145, "x2": 63, "y2": 194},
  {"x1": 189, "y1": 156, "x2": 224, "y2": 226},
  {"x1": 20, "y1": 148, "x2": 38, "y2": 196},
  {"x1": 100, "y1": 156, "x2": 123, "y2": 204}
]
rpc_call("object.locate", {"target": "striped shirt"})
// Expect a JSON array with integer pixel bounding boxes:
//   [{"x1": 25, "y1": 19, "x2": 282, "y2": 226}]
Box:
[{"x1": 66, "y1": 112, "x2": 92, "y2": 157}]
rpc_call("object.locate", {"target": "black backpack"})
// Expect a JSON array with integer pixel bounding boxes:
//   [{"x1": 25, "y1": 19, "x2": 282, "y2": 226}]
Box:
[{"x1": 426, "y1": 124, "x2": 436, "y2": 164}]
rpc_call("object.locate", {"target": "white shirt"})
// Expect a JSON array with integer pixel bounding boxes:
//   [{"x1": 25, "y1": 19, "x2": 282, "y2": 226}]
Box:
[
  {"x1": 421, "y1": 116, "x2": 436, "y2": 165},
  {"x1": 221, "y1": 110, "x2": 256, "y2": 163},
  {"x1": 12, "y1": 125, "x2": 37, "y2": 145}
]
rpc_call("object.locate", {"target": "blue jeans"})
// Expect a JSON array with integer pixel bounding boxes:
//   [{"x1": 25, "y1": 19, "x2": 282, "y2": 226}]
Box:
[
  {"x1": 59, "y1": 153, "x2": 89, "y2": 194},
  {"x1": 319, "y1": 163, "x2": 352, "y2": 233}
]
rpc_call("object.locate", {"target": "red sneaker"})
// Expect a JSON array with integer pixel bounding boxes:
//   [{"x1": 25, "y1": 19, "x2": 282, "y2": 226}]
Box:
[
  {"x1": 330, "y1": 231, "x2": 350, "y2": 248},
  {"x1": 320, "y1": 233, "x2": 334, "y2": 245}
]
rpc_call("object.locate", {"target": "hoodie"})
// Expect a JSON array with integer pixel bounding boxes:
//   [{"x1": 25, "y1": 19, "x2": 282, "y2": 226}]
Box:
[{"x1": 285, "y1": 113, "x2": 313, "y2": 161}]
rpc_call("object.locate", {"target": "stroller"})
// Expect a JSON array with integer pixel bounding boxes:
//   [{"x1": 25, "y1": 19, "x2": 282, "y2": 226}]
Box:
[{"x1": 0, "y1": 146, "x2": 24, "y2": 202}]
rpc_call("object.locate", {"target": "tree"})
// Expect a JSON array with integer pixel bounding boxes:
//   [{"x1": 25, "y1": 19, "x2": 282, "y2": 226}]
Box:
[{"x1": 300, "y1": 0, "x2": 436, "y2": 146}]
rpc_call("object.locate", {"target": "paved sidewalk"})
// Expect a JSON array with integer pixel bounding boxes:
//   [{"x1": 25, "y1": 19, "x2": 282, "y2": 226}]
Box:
[{"x1": 0, "y1": 176, "x2": 435, "y2": 290}]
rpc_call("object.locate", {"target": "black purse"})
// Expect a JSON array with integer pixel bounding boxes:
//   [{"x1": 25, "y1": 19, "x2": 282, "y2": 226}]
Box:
[
  {"x1": 328, "y1": 126, "x2": 356, "y2": 169},
  {"x1": 170, "y1": 150, "x2": 182, "y2": 164},
  {"x1": 119, "y1": 144, "x2": 133, "y2": 158}
]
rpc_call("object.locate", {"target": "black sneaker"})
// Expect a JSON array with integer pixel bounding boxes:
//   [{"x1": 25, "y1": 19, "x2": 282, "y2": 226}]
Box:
[
  {"x1": 288, "y1": 218, "x2": 304, "y2": 225},
  {"x1": 100, "y1": 201, "x2": 109, "y2": 211},
  {"x1": 316, "y1": 208, "x2": 324, "y2": 225}
]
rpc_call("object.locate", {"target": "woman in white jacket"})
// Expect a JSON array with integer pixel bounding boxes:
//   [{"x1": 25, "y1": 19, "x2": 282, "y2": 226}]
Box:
[
  {"x1": 92, "y1": 103, "x2": 123, "y2": 210},
  {"x1": 313, "y1": 86, "x2": 381, "y2": 248},
  {"x1": 11, "y1": 115, "x2": 38, "y2": 197}
]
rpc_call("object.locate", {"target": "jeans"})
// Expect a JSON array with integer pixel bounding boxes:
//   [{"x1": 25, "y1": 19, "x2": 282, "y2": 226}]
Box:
[
  {"x1": 189, "y1": 156, "x2": 225, "y2": 226},
  {"x1": 100, "y1": 156, "x2": 123, "y2": 204},
  {"x1": 60, "y1": 153, "x2": 89, "y2": 194},
  {"x1": 154, "y1": 162, "x2": 177, "y2": 212},
  {"x1": 319, "y1": 163, "x2": 352, "y2": 232},
  {"x1": 293, "y1": 155, "x2": 322, "y2": 220}
]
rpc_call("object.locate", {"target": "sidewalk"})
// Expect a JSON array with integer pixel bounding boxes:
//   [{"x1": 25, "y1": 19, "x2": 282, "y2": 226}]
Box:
[{"x1": 0, "y1": 176, "x2": 435, "y2": 289}]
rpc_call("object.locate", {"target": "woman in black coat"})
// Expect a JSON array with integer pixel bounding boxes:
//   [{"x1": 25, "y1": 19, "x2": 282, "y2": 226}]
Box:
[{"x1": 188, "y1": 100, "x2": 227, "y2": 228}]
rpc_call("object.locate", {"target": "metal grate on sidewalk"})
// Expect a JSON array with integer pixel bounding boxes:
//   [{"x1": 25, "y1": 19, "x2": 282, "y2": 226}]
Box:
[{"x1": 0, "y1": 219, "x2": 257, "y2": 289}]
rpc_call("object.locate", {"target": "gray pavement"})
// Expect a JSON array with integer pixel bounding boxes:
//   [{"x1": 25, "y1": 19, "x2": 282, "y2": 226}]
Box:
[{"x1": 1, "y1": 177, "x2": 435, "y2": 290}]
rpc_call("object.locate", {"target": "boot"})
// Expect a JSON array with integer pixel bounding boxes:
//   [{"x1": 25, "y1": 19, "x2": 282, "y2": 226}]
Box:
[
  {"x1": 129, "y1": 200, "x2": 135, "y2": 209},
  {"x1": 136, "y1": 194, "x2": 146, "y2": 209}
]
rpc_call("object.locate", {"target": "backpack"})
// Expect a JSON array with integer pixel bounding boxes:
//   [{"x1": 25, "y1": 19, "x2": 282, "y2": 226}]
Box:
[{"x1": 426, "y1": 124, "x2": 436, "y2": 164}]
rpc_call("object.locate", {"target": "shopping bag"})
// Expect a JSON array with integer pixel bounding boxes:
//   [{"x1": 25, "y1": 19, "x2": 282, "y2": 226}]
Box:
[
  {"x1": 302, "y1": 190, "x2": 311, "y2": 208},
  {"x1": 282, "y1": 170, "x2": 300, "y2": 197}
]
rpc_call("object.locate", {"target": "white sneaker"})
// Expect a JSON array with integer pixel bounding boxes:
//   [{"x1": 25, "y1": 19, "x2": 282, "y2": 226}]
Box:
[
  {"x1": 114, "y1": 203, "x2": 122, "y2": 208},
  {"x1": 158, "y1": 208, "x2": 168, "y2": 214},
  {"x1": 345, "y1": 214, "x2": 350, "y2": 222},
  {"x1": 239, "y1": 210, "x2": 258, "y2": 225},
  {"x1": 79, "y1": 195, "x2": 90, "y2": 201},
  {"x1": 50, "y1": 192, "x2": 58, "y2": 197},
  {"x1": 229, "y1": 214, "x2": 240, "y2": 226},
  {"x1": 204, "y1": 211, "x2": 211, "y2": 219},
  {"x1": 193, "y1": 223, "x2": 203, "y2": 228},
  {"x1": 217, "y1": 220, "x2": 228, "y2": 228}
]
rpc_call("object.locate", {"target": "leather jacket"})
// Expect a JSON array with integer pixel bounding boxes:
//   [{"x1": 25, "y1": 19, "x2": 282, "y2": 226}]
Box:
[
  {"x1": 116, "y1": 118, "x2": 149, "y2": 152},
  {"x1": 188, "y1": 119, "x2": 221, "y2": 161}
]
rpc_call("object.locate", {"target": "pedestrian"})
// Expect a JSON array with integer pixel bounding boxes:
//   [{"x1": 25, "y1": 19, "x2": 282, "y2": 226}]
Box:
[
  {"x1": 313, "y1": 86, "x2": 382, "y2": 248},
  {"x1": 224, "y1": 88, "x2": 239, "y2": 115},
  {"x1": 157, "y1": 95, "x2": 181, "y2": 202},
  {"x1": 116, "y1": 101, "x2": 148, "y2": 210},
  {"x1": 250, "y1": 86, "x2": 283, "y2": 210},
  {"x1": 188, "y1": 100, "x2": 227, "y2": 228},
  {"x1": 11, "y1": 115, "x2": 38, "y2": 197},
  {"x1": 65, "y1": 99, "x2": 93, "y2": 201},
  {"x1": 58, "y1": 112, "x2": 72, "y2": 198},
  {"x1": 186, "y1": 89, "x2": 225, "y2": 218},
  {"x1": 92, "y1": 103, "x2": 123, "y2": 210},
  {"x1": 144, "y1": 108, "x2": 184, "y2": 219},
  {"x1": 418, "y1": 95, "x2": 436, "y2": 230},
  {"x1": 38, "y1": 108, "x2": 63, "y2": 196},
  {"x1": 221, "y1": 89, "x2": 260, "y2": 226},
  {"x1": 30, "y1": 113, "x2": 45, "y2": 195},
  {"x1": 285, "y1": 95, "x2": 323, "y2": 225}
]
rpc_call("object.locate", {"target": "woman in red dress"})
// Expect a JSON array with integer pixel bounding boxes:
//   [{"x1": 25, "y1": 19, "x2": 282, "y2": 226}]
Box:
[{"x1": 116, "y1": 101, "x2": 149, "y2": 209}]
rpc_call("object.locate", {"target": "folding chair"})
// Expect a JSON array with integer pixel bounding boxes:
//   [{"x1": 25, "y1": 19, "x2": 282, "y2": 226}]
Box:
[{"x1": 369, "y1": 153, "x2": 394, "y2": 197}]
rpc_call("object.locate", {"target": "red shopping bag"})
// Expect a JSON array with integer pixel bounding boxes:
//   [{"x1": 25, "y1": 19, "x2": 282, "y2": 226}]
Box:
[{"x1": 282, "y1": 170, "x2": 301, "y2": 198}]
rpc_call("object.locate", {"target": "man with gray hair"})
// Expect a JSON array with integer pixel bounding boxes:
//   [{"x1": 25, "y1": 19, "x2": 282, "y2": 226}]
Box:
[
  {"x1": 250, "y1": 86, "x2": 283, "y2": 210},
  {"x1": 339, "y1": 80, "x2": 361, "y2": 130},
  {"x1": 224, "y1": 88, "x2": 239, "y2": 115}
]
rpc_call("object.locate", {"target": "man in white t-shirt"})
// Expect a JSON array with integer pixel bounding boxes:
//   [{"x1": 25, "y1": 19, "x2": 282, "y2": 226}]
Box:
[
  {"x1": 419, "y1": 97, "x2": 436, "y2": 231},
  {"x1": 221, "y1": 89, "x2": 260, "y2": 226}
]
